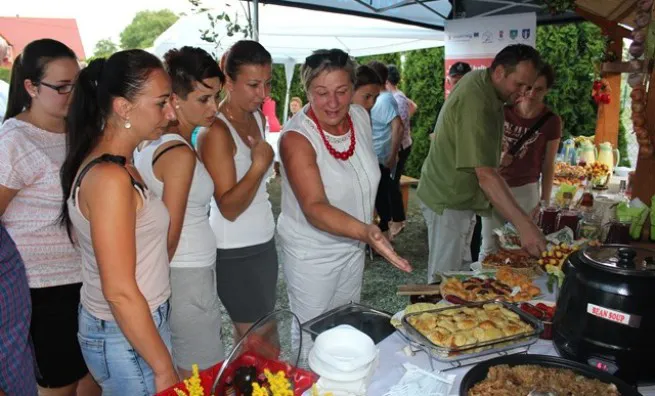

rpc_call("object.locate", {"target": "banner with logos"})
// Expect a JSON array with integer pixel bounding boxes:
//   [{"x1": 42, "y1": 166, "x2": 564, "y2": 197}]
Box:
[{"x1": 444, "y1": 13, "x2": 537, "y2": 96}]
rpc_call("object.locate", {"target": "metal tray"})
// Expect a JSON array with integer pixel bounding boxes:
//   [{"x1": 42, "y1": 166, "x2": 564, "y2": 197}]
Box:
[
  {"x1": 401, "y1": 301, "x2": 543, "y2": 363},
  {"x1": 301, "y1": 302, "x2": 395, "y2": 344},
  {"x1": 459, "y1": 354, "x2": 642, "y2": 396}
]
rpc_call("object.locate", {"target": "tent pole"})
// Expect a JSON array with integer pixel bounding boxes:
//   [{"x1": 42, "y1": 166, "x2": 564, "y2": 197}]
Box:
[
  {"x1": 282, "y1": 61, "x2": 295, "y2": 123},
  {"x1": 253, "y1": 0, "x2": 260, "y2": 42}
]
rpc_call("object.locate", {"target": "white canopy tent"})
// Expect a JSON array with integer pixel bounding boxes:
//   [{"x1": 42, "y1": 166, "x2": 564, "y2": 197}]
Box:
[{"x1": 152, "y1": 1, "x2": 444, "y2": 120}]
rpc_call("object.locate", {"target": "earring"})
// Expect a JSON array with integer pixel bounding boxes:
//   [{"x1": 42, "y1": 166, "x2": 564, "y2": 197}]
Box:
[
  {"x1": 124, "y1": 119, "x2": 132, "y2": 129},
  {"x1": 175, "y1": 105, "x2": 180, "y2": 109}
]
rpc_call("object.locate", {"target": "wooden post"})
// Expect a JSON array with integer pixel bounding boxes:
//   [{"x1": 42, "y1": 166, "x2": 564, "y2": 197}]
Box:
[
  {"x1": 594, "y1": 31, "x2": 623, "y2": 148},
  {"x1": 631, "y1": 66, "x2": 655, "y2": 206}
]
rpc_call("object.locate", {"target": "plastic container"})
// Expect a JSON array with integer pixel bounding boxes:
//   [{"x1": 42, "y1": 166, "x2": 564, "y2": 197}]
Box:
[
  {"x1": 308, "y1": 349, "x2": 374, "y2": 382},
  {"x1": 311, "y1": 325, "x2": 376, "y2": 371},
  {"x1": 159, "y1": 310, "x2": 317, "y2": 396}
]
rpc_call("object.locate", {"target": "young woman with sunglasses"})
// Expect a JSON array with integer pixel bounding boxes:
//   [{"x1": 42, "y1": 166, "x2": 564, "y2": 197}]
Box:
[
  {"x1": 277, "y1": 49, "x2": 411, "y2": 350},
  {"x1": 0, "y1": 39, "x2": 98, "y2": 396}
]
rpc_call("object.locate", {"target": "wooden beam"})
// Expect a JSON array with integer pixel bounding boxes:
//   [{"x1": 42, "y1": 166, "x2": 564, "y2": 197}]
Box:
[
  {"x1": 632, "y1": 66, "x2": 655, "y2": 220},
  {"x1": 574, "y1": 6, "x2": 633, "y2": 38},
  {"x1": 594, "y1": 31, "x2": 623, "y2": 149},
  {"x1": 601, "y1": 61, "x2": 649, "y2": 74}
]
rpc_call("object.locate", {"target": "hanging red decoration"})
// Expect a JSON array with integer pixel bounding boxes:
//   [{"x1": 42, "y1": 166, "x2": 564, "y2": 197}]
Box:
[{"x1": 591, "y1": 79, "x2": 611, "y2": 105}]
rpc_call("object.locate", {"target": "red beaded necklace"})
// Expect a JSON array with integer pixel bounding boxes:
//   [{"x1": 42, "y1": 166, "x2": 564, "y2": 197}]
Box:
[{"x1": 308, "y1": 107, "x2": 356, "y2": 161}]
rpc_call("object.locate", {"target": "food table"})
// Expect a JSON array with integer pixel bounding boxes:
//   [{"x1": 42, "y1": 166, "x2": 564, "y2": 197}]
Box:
[{"x1": 367, "y1": 274, "x2": 655, "y2": 396}]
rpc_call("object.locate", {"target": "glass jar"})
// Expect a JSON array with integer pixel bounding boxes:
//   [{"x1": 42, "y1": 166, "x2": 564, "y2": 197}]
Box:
[
  {"x1": 557, "y1": 210, "x2": 581, "y2": 236},
  {"x1": 579, "y1": 190, "x2": 594, "y2": 213},
  {"x1": 604, "y1": 217, "x2": 633, "y2": 245},
  {"x1": 578, "y1": 213, "x2": 601, "y2": 241},
  {"x1": 539, "y1": 205, "x2": 560, "y2": 235}
]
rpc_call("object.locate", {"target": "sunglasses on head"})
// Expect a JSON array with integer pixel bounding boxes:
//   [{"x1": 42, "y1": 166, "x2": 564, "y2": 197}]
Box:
[{"x1": 305, "y1": 49, "x2": 349, "y2": 69}]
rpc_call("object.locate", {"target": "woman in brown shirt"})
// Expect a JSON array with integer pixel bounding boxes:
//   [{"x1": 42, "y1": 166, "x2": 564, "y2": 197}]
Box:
[{"x1": 481, "y1": 63, "x2": 562, "y2": 258}]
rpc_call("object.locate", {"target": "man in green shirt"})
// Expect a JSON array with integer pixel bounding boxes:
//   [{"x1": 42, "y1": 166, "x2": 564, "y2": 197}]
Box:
[{"x1": 418, "y1": 44, "x2": 547, "y2": 282}]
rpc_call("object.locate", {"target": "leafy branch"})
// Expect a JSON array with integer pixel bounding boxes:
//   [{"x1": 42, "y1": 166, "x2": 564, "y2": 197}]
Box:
[
  {"x1": 540, "y1": 0, "x2": 576, "y2": 15},
  {"x1": 188, "y1": 0, "x2": 253, "y2": 57}
]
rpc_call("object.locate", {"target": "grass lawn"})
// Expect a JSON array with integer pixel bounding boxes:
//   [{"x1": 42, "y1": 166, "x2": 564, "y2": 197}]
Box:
[{"x1": 218, "y1": 177, "x2": 428, "y2": 355}]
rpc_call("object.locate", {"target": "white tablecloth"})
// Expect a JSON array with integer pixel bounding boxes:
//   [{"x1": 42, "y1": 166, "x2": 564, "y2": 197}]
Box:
[
  {"x1": 368, "y1": 332, "x2": 655, "y2": 396},
  {"x1": 367, "y1": 274, "x2": 655, "y2": 395}
]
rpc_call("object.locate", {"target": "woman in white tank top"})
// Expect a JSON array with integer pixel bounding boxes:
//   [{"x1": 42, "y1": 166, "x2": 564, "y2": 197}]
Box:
[
  {"x1": 197, "y1": 40, "x2": 278, "y2": 341},
  {"x1": 133, "y1": 47, "x2": 225, "y2": 379},
  {"x1": 277, "y1": 49, "x2": 412, "y2": 351}
]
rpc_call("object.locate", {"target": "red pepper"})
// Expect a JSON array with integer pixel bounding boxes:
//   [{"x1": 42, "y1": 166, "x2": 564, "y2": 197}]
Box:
[
  {"x1": 536, "y1": 303, "x2": 556, "y2": 319},
  {"x1": 520, "y1": 303, "x2": 545, "y2": 320}
]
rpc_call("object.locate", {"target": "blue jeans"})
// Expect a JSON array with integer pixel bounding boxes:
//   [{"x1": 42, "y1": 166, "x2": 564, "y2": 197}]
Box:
[{"x1": 78, "y1": 302, "x2": 172, "y2": 395}]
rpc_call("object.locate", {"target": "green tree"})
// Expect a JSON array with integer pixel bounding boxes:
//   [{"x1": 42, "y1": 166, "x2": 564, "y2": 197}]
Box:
[
  {"x1": 357, "y1": 53, "x2": 402, "y2": 68},
  {"x1": 0, "y1": 67, "x2": 9, "y2": 83},
  {"x1": 536, "y1": 23, "x2": 605, "y2": 140},
  {"x1": 92, "y1": 38, "x2": 118, "y2": 58},
  {"x1": 120, "y1": 9, "x2": 179, "y2": 50},
  {"x1": 189, "y1": 0, "x2": 253, "y2": 58},
  {"x1": 401, "y1": 47, "x2": 446, "y2": 178},
  {"x1": 271, "y1": 64, "x2": 305, "y2": 122}
]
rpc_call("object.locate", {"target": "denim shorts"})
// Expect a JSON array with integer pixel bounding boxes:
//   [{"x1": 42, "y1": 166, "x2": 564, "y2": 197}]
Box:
[{"x1": 78, "y1": 301, "x2": 172, "y2": 395}]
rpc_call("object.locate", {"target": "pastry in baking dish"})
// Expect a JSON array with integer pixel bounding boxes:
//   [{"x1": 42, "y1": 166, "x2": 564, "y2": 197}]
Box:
[
  {"x1": 407, "y1": 305, "x2": 533, "y2": 349},
  {"x1": 441, "y1": 270, "x2": 541, "y2": 303}
]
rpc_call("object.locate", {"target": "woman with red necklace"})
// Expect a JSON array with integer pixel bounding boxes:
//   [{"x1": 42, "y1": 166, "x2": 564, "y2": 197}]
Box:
[{"x1": 278, "y1": 49, "x2": 412, "y2": 349}]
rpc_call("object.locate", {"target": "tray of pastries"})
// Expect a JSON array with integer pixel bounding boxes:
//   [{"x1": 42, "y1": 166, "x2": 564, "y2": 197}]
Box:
[
  {"x1": 481, "y1": 249, "x2": 543, "y2": 278},
  {"x1": 401, "y1": 301, "x2": 542, "y2": 361},
  {"x1": 553, "y1": 176, "x2": 584, "y2": 187},
  {"x1": 554, "y1": 163, "x2": 586, "y2": 181},
  {"x1": 440, "y1": 268, "x2": 541, "y2": 303}
]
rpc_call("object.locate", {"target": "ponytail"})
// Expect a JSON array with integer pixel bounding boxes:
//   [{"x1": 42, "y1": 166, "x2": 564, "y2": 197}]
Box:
[
  {"x1": 4, "y1": 55, "x2": 29, "y2": 120},
  {"x1": 4, "y1": 39, "x2": 77, "y2": 121},
  {"x1": 59, "y1": 50, "x2": 164, "y2": 242},
  {"x1": 60, "y1": 58, "x2": 106, "y2": 242}
]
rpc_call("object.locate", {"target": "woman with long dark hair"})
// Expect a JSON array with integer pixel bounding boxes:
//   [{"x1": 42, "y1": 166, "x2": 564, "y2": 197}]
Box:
[
  {"x1": 60, "y1": 49, "x2": 178, "y2": 393},
  {"x1": 197, "y1": 40, "x2": 277, "y2": 339},
  {"x1": 0, "y1": 38, "x2": 98, "y2": 396},
  {"x1": 134, "y1": 46, "x2": 225, "y2": 378}
]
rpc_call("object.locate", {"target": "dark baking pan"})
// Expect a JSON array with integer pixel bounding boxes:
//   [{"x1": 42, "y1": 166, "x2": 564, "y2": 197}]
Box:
[
  {"x1": 301, "y1": 302, "x2": 395, "y2": 344},
  {"x1": 459, "y1": 354, "x2": 641, "y2": 396}
]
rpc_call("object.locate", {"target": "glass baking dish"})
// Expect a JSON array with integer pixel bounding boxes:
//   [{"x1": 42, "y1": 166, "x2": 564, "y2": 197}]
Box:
[{"x1": 401, "y1": 301, "x2": 543, "y2": 362}]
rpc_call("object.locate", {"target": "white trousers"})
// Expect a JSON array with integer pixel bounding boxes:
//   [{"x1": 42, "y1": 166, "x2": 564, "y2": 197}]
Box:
[
  {"x1": 480, "y1": 182, "x2": 540, "y2": 260},
  {"x1": 281, "y1": 244, "x2": 365, "y2": 363},
  {"x1": 421, "y1": 202, "x2": 475, "y2": 283}
]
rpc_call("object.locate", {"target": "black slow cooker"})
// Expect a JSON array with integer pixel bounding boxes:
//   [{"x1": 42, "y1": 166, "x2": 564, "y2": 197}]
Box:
[{"x1": 553, "y1": 244, "x2": 655, "y2": 384}]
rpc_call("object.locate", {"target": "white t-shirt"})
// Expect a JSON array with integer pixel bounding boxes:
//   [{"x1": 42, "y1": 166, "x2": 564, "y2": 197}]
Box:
[
  {"x1": 0, "y1": 118, "x2": 82, "y2": 288},
  {"x1": 134, "y1": 134, "x2": 216, "y2": 268}
]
